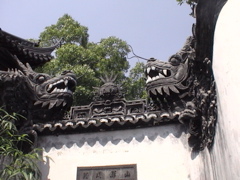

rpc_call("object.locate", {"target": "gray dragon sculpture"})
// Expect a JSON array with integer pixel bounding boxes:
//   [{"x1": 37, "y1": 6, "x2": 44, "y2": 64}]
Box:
[
  {"x1": 145, "y1": 36, "x2": 216, "y2": 151},
  {"x1": 145, "y1": 0, "x2": 227, "y2": 150},
  {"x1": 0, "y1": 48, "x2": 76, "y2": 147}
]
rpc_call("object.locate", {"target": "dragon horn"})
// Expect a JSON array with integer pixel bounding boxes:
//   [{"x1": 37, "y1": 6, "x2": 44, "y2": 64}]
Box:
[
  {"x1": 13, "y1": 55, "x2": 34, "y2": 75},
  {"x1": 26, "y1": 62, "x2": 34, "y2": 72}
]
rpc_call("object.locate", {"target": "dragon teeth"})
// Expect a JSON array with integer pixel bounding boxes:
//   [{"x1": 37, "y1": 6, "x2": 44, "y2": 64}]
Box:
[
  {"x1": 163, "y1": 86, "x2": 170, "y2": 95},
  {"x1": 60, "y1": 88, "x2": 68, "y2": 93},
  {"x1": 156, "y1": 87, "x2": 163, "y2": 95},
  {"x1": 147, "y1": 66, "x2": 156, "y2": 74},
  {"x1": 47, "y1": 84, "x2": 53, "y2": 91},
  {"x1": 163, "y1": 69, "x2": 168, "y2": 76},
  {"x1": 52, "y1": 87, "x2": 58, "y2": 93},
  {"x1": 147, "y1": 67, "x2": 151, "y2": 74},
  {"x1": 151, "y1": 89, "x2": 157, "y2": 95},
  {"x1": 146, "y1": 76, "x2": 152, "y2": 83},
  {"x1": 49, "y1": 87, "x2": 71, "y2": 93},
  {"x1": 64, "y1": 79, "x2": 68, "y2": 85},
  {"x1": 158, "y1": 73, "x2": 165, "y2": 78}
]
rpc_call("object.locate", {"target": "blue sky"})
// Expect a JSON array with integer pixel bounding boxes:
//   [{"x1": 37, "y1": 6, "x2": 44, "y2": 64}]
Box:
[{"x1": 1, "y1": 0, "x2": 194, "y2": 68}]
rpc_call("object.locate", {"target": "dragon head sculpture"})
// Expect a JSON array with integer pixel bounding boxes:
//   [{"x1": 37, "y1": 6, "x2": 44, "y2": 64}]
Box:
[
  {"x1": 145, "y1": 36, "x2": 217, "y2": 151},
  {"x1": 0, "y1": 49, "x2": 77, "y2": 131},
  {"x1": 145, "y1": 37, "x2": 195, "y2": 113}
]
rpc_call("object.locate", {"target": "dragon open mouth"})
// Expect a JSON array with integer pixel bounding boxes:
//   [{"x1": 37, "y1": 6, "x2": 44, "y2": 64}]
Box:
[
  {"x1": 145, "y1": 66, "x2": 171, "y2": 83},
  {"x1": 46, "y1": 77, "x2": 76, "y2": 94}
]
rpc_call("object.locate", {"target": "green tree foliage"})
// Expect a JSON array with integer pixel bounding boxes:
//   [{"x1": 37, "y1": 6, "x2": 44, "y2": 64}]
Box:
[
  {"x1": 38, "y1": 14, "x2": 131, "y2": 105},
  {"x1": 40, "y1": 14, "x2": 89, "y2": 47},
  {"x1": 124, "y1": 62, "x2": 147, "y2": 100},
  {"x1": 0, "y1": 110, "x2": 41, "y2": 180}
]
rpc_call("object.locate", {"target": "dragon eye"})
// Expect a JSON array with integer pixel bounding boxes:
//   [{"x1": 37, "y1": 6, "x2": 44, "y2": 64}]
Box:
[
  {"x1": 170, "y1": 57, "x2": 181, "y2": 66},
  {"x1": 37, "y1": 75, "x2": 46, "y2": 84}
]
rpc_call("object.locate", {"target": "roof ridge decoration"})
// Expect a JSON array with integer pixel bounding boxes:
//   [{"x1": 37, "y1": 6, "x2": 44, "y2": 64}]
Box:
[
  {"x1": 68, "y1": 74, "x2": 146, "y2": 123},
  {"x1": 94, "y1": 73, "x2": 124, "y2": 101},
  {"x1": 1, "y1": 0, "x2": 227, "y2": 152},
  {"x1": 33, "y1": 0, "x2": 227, "y2": 152}
]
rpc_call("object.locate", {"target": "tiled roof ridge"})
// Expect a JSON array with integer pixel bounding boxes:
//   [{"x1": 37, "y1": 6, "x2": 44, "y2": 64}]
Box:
[
  {"x1": 33, "y1": 111, "x2": 180, "y2": 135},
  {"x1": 0, "y1": 28, "x2": 60, "y2": 67}
]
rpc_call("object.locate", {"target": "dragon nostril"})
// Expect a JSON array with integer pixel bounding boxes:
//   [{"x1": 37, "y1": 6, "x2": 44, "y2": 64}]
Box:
[{"x1": 148, "y1": 57, "x2": 157, "y2": 62}]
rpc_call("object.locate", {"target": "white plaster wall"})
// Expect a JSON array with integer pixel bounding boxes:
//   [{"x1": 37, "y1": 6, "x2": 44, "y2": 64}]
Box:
[
  {"x1": 38, "y1": 124, "x2": 207, "y2": 180},
  {"x1": 212, "y1": 0, "x2": 240, "y2": 179}
]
